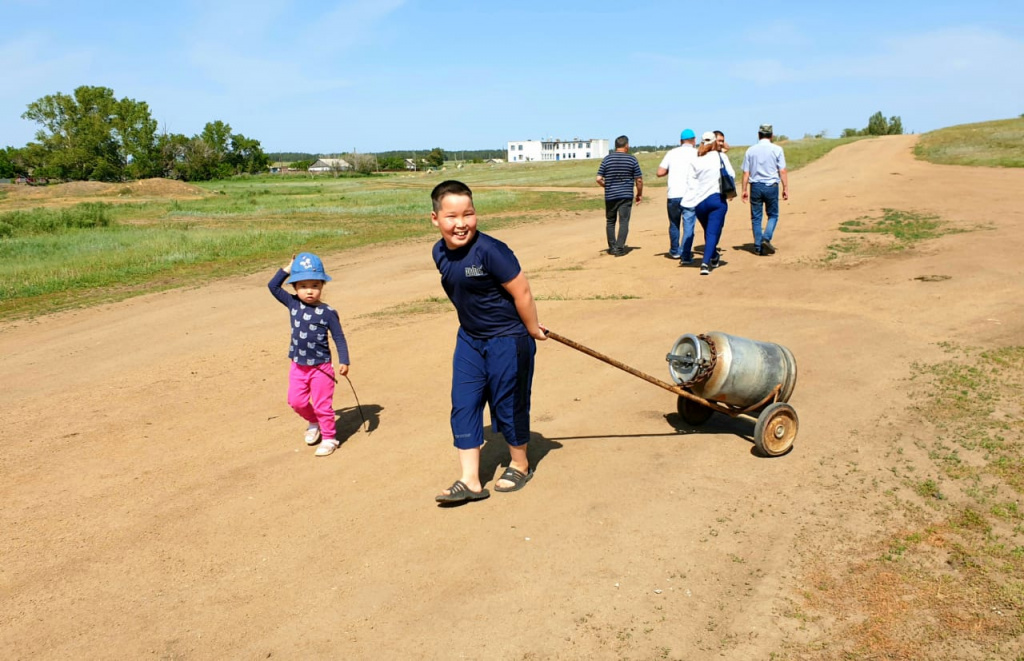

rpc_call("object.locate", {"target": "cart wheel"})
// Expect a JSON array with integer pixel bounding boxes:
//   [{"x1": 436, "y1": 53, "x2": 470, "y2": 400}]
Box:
[
  {"x1": 677, "y1": 394, "x2": 714, "y2": 426},
  {"x1": 754, "y1": 402, "x2": 798, "y2": 457}
]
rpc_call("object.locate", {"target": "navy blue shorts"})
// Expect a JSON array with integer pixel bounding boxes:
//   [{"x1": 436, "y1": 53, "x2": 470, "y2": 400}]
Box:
[{"x1": 450, "y1": 328, "x2": 536, "y2": 450}]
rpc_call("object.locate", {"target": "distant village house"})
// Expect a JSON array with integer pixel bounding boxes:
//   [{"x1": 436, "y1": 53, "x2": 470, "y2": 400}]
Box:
[
  {"x1": 308, "y1": 158, "x2": 351, "y2": 173},
  {"x1": 506, "y1": 138, "x2": 609, "y2": 163}
]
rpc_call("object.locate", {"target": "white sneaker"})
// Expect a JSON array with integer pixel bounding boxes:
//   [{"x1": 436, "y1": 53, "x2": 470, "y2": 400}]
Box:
[
  {"x1": 315, "y1": 440, "x2": 339, "y2": 457},
  {"x1": 304, "y1": 425, "x2": 321, "y2": 446}
]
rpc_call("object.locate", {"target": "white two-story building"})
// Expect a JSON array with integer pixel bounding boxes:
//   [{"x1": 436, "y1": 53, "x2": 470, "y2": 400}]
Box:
[{"x1": 507, "y1": 138, "x2": 609, "y2": 163}]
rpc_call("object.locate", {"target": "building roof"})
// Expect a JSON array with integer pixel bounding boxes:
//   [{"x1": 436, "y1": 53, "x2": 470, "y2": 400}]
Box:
[{"x1": 311, "y1": 158, "x2": 351, "y2": 169}]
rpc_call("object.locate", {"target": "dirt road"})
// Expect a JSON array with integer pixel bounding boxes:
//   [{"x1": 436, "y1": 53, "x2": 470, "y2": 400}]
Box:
[{"x1": 2, "y1": 136, "x2": 1022, "y2": 659}]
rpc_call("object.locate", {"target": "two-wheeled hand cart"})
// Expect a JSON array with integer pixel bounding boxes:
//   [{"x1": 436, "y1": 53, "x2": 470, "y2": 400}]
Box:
[{"x1": 546, "y1": 330, "x2": 799, "y2": 456}]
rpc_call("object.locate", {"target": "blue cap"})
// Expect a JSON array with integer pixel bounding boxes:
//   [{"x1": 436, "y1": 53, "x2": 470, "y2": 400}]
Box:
[
  {"x1": 680, "y1": 128, "x2": 696, "y2": 140},
  {"x1": 286, "y1": 252, "x2": 332, "y2": 283}
]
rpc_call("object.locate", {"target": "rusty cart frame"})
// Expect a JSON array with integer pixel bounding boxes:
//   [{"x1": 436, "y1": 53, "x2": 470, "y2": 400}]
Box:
[{"x1": 547, "y1": 330, "x2": 798, "y2": 456}]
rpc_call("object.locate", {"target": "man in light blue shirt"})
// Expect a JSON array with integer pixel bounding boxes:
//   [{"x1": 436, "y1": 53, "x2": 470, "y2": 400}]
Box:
[{"x1": 741, "y1": 123, "x2": 789, "y2": 255}]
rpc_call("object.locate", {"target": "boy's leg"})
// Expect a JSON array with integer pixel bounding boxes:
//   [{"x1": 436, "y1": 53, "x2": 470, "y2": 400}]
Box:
[
  {"x1": 308, "y1": 364, "x2": 337, "y2": 441},
  {"x1": 486, "y1": 335, "x2": 536, "y2": 488},
  {"x1": 287, "y1": 363, "x2": 318, "y2": 424},
  {"x1": 443, "y1": 331, "x2": 487, "y2": 493}
]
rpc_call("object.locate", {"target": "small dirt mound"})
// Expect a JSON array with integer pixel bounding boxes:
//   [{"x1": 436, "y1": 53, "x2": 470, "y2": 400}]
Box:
[
  {"x1": 123, "y1": 178, "x2": 206, "y2": 197},
  {"x1": 42, "y1": 181, "x2": 113, "y2": 197}
]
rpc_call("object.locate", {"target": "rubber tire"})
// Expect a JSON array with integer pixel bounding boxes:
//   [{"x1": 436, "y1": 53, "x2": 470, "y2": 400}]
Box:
[
  {"x1": 677, "y1": 394, "x2": 715, "y2": 426},
  {"x1": 753, "y1": 402, "x2": 798, "y2": 457}
]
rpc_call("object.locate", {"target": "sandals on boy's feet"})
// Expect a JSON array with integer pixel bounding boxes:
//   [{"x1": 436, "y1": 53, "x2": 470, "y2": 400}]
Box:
[
  {"x1": 494, "y1": 467, "x2": 534, "y2": 492},
  {"x1": 435, "y1": 480, "x2": 490, "y2": 504}
]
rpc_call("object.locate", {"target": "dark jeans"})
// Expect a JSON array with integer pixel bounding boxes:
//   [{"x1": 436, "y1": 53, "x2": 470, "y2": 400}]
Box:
[
  {"x1": 695, "y1": 194, "x2": 728, "y2": 266},
  {"x1": 750, "y1": 182, "x2": 780, "y2": 248},
  {"x1": 605, "y1": 197, "x2": 633, "y2": 253}
]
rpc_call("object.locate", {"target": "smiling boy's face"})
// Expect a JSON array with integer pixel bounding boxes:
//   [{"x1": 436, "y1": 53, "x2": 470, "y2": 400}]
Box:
[{"x1": 431, "y1": 193, "x2": 477, "y2": 250}]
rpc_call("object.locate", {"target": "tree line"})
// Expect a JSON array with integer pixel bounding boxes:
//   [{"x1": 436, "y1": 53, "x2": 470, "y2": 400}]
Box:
[
  {"x1": 841, "y1": 111, "x2": 904, "y2": 137},
  {"x1": 0, "y1": 85, "x2": 269, "y2": 182}
]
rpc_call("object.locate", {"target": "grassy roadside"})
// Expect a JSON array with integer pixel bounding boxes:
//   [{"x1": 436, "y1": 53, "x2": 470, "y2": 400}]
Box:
[
  {"x1": 786, "y1": 345, "x2": 1024, "y2": 659},
  {"x1": 0, "y1": 135, "x2": 866, "y2": 319},
  {"x1": 0, "y1": 185, "x2": 598, "y2": 319},
  {"x1": 914, "y1": 117, "x2": 1024, "y2": 168}
]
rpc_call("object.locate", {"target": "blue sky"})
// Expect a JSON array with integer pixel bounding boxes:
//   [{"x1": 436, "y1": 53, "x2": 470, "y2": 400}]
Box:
[{"x1": 2, "y1": 0, "x2": 1023, "y2": 154}]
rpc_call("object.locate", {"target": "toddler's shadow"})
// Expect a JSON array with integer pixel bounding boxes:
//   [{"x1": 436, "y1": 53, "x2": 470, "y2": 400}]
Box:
[{"x1": 333, "y1": 403, "x2": 383, "y2": 446}]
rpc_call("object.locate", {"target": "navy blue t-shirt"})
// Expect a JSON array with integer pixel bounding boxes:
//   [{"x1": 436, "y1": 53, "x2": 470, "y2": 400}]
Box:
[{"x1": 432, "y1": 232, "x2": 526, "y2": 339}]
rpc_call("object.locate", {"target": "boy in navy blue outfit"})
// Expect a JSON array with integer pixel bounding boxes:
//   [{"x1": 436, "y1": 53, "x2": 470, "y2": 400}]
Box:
[{"x1": 431, "y1": 181, "x2": 547, "y2": 504}]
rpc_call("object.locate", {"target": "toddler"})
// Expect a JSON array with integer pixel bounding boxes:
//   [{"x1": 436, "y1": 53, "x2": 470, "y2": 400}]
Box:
[{"x1": 268, "y1": 252, "x2": 350, "y2": 456}]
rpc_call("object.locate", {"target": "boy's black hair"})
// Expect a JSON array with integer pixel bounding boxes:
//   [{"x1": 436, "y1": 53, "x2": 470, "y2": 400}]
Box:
[
  {"x1": 614, "y1": 135, "x2": 629, "y2": 149},
  {"x1": 431, "y1": 180, "x2": 474, "y2": 212}
]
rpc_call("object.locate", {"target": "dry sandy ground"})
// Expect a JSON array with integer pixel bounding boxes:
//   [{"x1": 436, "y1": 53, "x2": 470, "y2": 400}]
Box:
[{"x1": 2, "y1": 136, "x2": 1022, "y2": 660}]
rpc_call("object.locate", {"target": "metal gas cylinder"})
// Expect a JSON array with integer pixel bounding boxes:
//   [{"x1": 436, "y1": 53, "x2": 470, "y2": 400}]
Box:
[{"x1": 666, "y1": 332, "x2": 797, "y2": 409}]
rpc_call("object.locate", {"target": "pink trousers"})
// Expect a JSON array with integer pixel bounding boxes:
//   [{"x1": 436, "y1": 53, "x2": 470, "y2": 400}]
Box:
[{"x1": 288, "y1": 362, "x2": 336, "y2": 440}]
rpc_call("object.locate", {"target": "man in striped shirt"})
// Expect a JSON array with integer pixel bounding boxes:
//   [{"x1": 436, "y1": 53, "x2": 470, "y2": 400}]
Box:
[{"x1": 596, "y1": 135, "x2": 643, "y2": 256}]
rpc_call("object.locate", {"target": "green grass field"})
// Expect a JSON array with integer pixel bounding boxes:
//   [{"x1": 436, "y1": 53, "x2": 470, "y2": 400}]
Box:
[
  {"x1": 0, "y1": 133, "x2": 883, "y2": 319},
  {"x1": 914, "y1": 117, "x2": 1024, "y2": 167}
]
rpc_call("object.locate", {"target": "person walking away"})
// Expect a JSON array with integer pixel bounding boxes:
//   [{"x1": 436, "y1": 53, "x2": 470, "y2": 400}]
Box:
[
  {"x1": 596, "y1": 135, "x2": 643, "y2": 256},
  {"x1": 656, "y1": 128, "x2": 698, "y2": 260},
  {"x1": 688, "y1": 132, "x2": 736, "y2": 276},
  {"x1": 268, "y1": 252, "x2": 351, "y2": 457},
  {"x1": 741, "y1": 123, "x2": 789, "y2": 255},
  {"x1": 430, "y1": 180, "x2": 548, "y2": 505}
]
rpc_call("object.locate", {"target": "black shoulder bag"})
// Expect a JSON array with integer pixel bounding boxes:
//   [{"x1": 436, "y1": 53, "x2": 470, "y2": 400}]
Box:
[{"x1": 718, "y1": 152, "x2": 737, "y2": 200}]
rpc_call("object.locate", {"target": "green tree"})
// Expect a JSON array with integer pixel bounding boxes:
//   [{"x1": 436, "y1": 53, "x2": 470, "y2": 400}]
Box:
[
  {"x1": 289, "y1": 159, "x2": 313, "y2": 171},
  {"x1": 200, "y1": 121, "x2": 232, "y2": 159},
  {"x1": 114, "y1": 97, "x2": 159, "y2": 179},
  {"x1": 0, "y1": 147, "x2": 18, "y2": 178},
  {"x1": 866, "y1": 111, "x2": 889, "y2": 136},
  {"x1": 887, "y1": 115, "x2": 904, "y2": 135},
  {"x1": 22, "y1": 85, "x2": 123, "y2": 180},
  {"x1": 425, "y1": 147, "x2": 445, "y2": 168},
  {"x1": 21, "y1": 85, "x2": 162, "y2": 181},
  {"x1": 226, "y1": 133, "x2": 270, "y2": 174},
  {"x1": 156, "y1": 132, "x2": 190, "y2": 179},
  {"x1": 377, "y1": 155, "x2": 405, "y2": 171}
]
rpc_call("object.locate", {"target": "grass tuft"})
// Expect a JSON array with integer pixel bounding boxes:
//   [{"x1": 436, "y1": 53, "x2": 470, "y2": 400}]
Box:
[{"x1": 820, "y1": 208, "x2": 984, "y2": 266}]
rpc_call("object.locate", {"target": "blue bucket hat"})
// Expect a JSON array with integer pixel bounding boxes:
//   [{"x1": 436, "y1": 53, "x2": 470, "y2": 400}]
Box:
[
  {"x1": 286, "y1": 252, "x2": 332, "y2": 283},
  {"x1": 680, "y1": 128, "x2": 696, "y2": 140}
]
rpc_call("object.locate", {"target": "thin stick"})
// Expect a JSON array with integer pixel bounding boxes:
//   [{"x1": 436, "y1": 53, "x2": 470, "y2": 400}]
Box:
[
  {"x1": 343, "y1": 374, "x2": 369, "y2": 433},
  {"x1": 315, "y1": 365, "x2": 369, "y2": 432}
]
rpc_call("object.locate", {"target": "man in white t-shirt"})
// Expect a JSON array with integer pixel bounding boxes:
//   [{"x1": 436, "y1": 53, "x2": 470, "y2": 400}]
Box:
[{"x1": 656, "y1": 129, "x2": 698, "y2": 262}]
